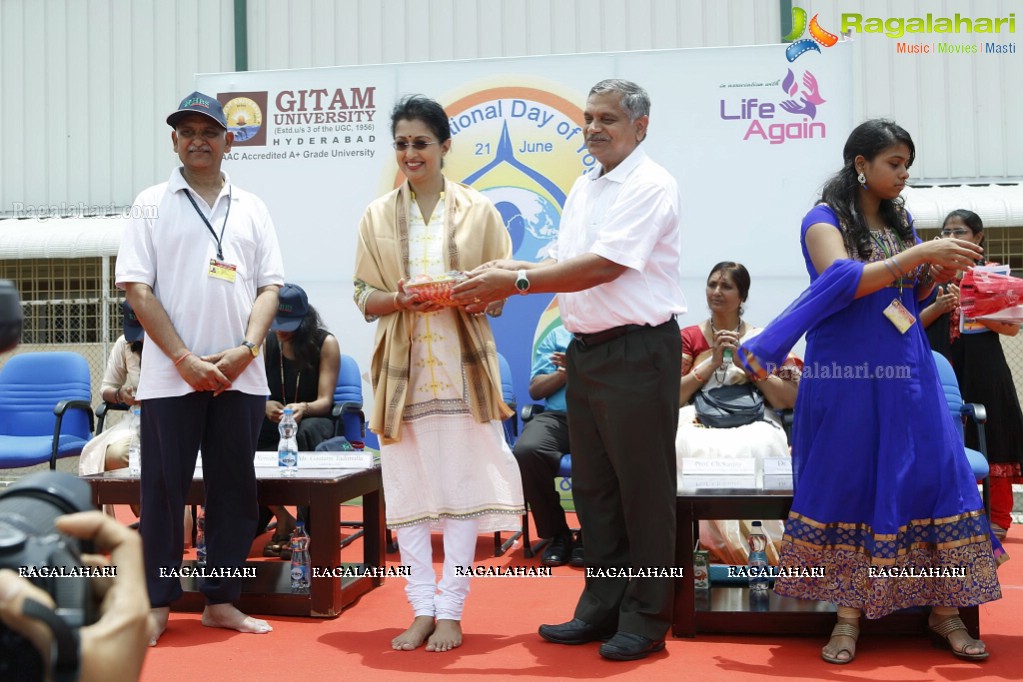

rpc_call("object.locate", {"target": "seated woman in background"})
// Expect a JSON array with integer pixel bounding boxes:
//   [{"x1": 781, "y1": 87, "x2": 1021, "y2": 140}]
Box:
[
  {"x1": 79, "y1": 300, "x2": 144, "y2": 480},
  {"x1": 257, "y1": 283, "x2": 341, "y2": 556},
  {"x1": 921, "y1": 209, "x2": 1023, "y2": 541},
  {"x1": 676, "y1": 262, "x2": 801, "y2": 564},
  {"x1": 677, "y1": 261, "x2": 800, "y2": 465}
]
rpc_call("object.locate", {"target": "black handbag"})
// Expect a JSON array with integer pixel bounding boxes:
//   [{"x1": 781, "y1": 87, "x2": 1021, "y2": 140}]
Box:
[{"x1": 694, "y1": 383, "x2": 764, "y2": 428}]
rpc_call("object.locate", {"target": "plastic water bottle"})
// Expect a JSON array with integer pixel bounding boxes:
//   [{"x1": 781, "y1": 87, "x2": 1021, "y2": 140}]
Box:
[
  {"x1": 127, "y1": 405, "x2": 142, "y2": 475},
  {"x1": 290, "y1": 523, "x2": 310, "y2": 593},
  {"x1": 278, "y1": 408, "x2": 298, "y2": 477},
  {"x1": 748, "y1": 521, "x2": 770, "y2": 593},
  {"x1": 196, "y1": 506, "x2": 207, "y2": 564}
]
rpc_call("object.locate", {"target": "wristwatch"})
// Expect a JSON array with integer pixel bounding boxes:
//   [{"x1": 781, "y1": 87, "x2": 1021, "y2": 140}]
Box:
[
  {"x1": 240, "y1": 340, "x2": 259, "y2": 357},
  {"x1": 515, "y1": 269, "x2": 530, "y2": 295}
]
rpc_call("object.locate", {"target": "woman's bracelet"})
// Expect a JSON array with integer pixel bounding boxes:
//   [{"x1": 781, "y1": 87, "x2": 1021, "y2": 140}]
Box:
[
  {"x1": 173, "y1": 351, "x2": 193, "y2": 367},
  {"x1": 882, "y1": 258, "x2": 901, "y2": 281},
  {"x1": 692, "y1": 367, "x2": 706, "y2": 383},
  {"x1": 393, "y1": 292, "x2": 404, "y2": 312},
  {"x1": 889, "y1": 256, "x2": 905, "y2": 276}
]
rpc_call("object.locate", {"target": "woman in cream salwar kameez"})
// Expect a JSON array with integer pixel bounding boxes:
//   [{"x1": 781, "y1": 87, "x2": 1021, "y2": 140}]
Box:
[{"x1": 354, "y1": 95, "x2": 523, "y2": 652}]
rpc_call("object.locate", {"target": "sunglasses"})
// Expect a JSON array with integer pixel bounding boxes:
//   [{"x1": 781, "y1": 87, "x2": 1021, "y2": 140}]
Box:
[
  {"x1": 177, "y1": 128, "x2": 225, "y2": 140},
  {"x1": 392, "y1": 140, "x2": 438, "y2": 151}
]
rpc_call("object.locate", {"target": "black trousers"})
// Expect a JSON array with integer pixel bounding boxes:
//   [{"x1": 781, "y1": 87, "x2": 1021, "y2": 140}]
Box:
[
  {"x1": 512, "y1": 410, "x2": 571, "y2": 539},
  {"x1": 566, "y1": 318, "x2": 681, "y2": 640},
  {"x1": 140, "y1": 391, "x2": 264, "y2": 607}
]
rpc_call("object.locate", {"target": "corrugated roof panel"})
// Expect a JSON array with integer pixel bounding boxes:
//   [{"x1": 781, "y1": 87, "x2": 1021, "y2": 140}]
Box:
[
  {"x1": 0, "y1": 218, "x2": 125, "y2": 259},
  {"x1": 903, "y1": 184, "x2": 1023, "y2": 229}
]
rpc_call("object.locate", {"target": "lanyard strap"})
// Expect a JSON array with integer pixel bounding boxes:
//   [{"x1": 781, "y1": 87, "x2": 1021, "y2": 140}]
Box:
[
  {"x1": 185, "y1": 186, "x2": 232, "y2": 260},
  {"x1": 871, "y1": 230, "x2": 907, "y2": 292},
  {"x1": 279, "y1": 348, "x2": 300, "y2": 405}
]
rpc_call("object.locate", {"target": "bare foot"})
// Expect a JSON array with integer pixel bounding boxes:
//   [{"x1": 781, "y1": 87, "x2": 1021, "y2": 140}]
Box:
[
  {"x1": 201, "y1": 603, "x2": 273, "y2": 634},
  {"x1": 149, "y1": 606, "x2": 170, "y2": 646},
  {"x1": 425, "y1": 619, "x2": 462, "y2": 652},
  {"x1": 392, "y1": 615, "x2": 435, "y2": 650}
]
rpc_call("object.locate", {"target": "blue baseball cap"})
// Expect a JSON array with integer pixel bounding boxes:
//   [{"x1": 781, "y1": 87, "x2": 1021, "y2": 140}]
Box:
[
  {"x1": 272, "y1": 283, "x2": 310, "y2": 333},
  {"x1": 167, "y1": 91, "x2": 227, "y2": 129},
  {"x1": 122, "y1": 300, "x2": 144, "y2": 343}
]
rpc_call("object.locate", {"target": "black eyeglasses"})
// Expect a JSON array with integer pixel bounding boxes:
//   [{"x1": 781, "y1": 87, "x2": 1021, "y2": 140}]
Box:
[{"x1": 392, "y1": 140, "x2": 438, "y2": 151}]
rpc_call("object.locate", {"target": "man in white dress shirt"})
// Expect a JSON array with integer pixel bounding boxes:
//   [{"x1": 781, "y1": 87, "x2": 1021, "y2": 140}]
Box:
[{"x1": 454, "y1": 78, "x2": 685, "y2": 660}]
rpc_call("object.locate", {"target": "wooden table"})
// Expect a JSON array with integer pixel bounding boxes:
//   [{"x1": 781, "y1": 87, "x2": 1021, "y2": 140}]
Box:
[
  {"x1": 672, "y1": 490, "x2": 979, "y2": 638},
  {"x1": 82, "y1": 465, "x2": 384, "y2": 618}
]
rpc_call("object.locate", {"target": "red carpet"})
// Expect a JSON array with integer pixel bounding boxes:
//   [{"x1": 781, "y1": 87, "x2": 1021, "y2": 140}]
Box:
[{"x1": 137, "y1": 511, "x2": 1023, "y2": 681}]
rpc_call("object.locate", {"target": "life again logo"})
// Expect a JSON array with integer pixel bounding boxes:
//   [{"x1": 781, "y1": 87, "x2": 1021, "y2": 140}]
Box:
[
  {"x1": 430, "y1": 86, "x2": 586, "y2": 262},
  {"x1": 783, "y1": 6, "x2": 839, "y2": 61},
  {"x1": 719, "y1": 68, "x2": 827, "y2": 144}
]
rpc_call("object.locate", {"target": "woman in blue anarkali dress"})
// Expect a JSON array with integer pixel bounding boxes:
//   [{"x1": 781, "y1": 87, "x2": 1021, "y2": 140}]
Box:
[{"x1": 740, "y1": 119, "x2": 1004, "y2": 665}]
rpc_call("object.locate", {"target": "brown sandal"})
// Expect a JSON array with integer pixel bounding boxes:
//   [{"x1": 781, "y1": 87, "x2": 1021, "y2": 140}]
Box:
[
  {"x1": 928, "y1": 616, "x2": 989, "y2": 661},
  {"x1": 821, "y1": 622, "x2": 859, "y2": 664}
]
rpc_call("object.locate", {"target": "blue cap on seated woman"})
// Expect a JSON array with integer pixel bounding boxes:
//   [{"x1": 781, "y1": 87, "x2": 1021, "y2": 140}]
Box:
[
  {"x1": 122, "y1": 300, "x2": 144, "y2": 342},
  {"x1": 272, "y1": 283, "x2": 310, "y2": 332}
]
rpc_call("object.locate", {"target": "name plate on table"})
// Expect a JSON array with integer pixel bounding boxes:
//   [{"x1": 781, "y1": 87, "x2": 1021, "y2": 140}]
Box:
[
  {"x1": 682, "y1": 458, "x2": 757, "y2": 476},
  {"x1": 761, "y1": 457, "x2": 793, "y2": 490},
  {"x1": 761, "y1": 457, "x2": 792, "y2": 476},
  {"x1": 680, "y1": 458, "x2": 757, "y2": 491},
  {"x1": 762, "y1": 474, "x2": 794, "y2": 491},
  {"x1": 680, "y1": 474, "x2": 758, "y2": 491},
  {"x1": 198, "y1": 451, "x2": 374, "y2": 469}
]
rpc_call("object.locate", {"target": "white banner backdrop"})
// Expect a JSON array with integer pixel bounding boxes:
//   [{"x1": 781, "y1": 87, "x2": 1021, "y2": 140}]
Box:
[{"x1": 197, "y1": 43, "x2": 853, "y2": 428}]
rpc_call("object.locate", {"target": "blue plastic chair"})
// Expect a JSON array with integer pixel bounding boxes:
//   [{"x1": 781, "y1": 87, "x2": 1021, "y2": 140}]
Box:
[
  {"x1": 497, "y1": 352, "x2": 518, "y2": 444},
  {"x1": 331, "y1": 354, "x2": 366, "y2": 444},
  {"x1": 0, "y1": 352, "x2": 93, "y2": 469},
  {"x1": 932, "y1": 350, "x2": 990, "y2": 517}
]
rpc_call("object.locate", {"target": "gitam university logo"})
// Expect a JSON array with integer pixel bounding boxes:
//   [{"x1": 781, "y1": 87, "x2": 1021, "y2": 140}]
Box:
[
  {"x1": 783, "y1": 6, "x2": 839, "y2": 61},
  {"x1": 219, "y1": 92, "x2": 268, "y2": 147}
]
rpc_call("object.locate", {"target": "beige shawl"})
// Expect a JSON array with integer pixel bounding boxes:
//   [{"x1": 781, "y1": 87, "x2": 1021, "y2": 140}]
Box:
[{"x1": 353, "y1": 179, "x2": 513, "y2": 444}]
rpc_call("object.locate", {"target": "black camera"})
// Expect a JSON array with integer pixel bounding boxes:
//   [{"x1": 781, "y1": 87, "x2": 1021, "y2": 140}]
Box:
[{"x1": 0, "y1": 471, "x2": 98, "y2": 681}]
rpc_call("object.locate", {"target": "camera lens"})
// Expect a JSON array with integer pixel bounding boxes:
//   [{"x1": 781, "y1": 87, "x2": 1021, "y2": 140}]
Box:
[
  {"x1": 0, "y1": 471, "x2": 94, "y2": 539},
  {"x1": 0, "y1": 472, "x2": 96, "y2": 681}
]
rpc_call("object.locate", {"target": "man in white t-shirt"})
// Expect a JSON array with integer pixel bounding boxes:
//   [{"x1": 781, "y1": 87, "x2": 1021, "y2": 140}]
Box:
[
  {"x1": 453, "y1": 79, "x2": 685, "y2": 661},
  {"x1": 116, "y1": 91, "x2": 284, "y2": 645}
]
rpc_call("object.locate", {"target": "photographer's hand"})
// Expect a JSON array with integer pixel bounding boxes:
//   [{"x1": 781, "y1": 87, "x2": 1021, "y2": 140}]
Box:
[
  {"x1": 0, "y1": 568, "x2": 57, "y2": 677},
  {"x1": 59, "y1": 511, "x2": 151, "y2": 682}
]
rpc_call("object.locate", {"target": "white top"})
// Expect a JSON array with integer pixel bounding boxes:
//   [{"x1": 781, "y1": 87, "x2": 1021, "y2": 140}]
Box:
[
  {"x1": 100, "y1": 335, "x2": 141, "y2": 395},
  {"x1": 550, "y1": 147, "x2": 686, "y2": 333},
  {"x1": 115, "y1": 168, "x2": 285, "y2": 399}
]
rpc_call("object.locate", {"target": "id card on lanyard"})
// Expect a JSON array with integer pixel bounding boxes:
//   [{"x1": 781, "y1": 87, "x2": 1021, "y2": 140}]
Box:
[
  {"x1": 872, "y1": 231, "x2": 917, "y2": 334},
  {"x1": 185, "y1": 187, "x2": 237, "y2": 281}
]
